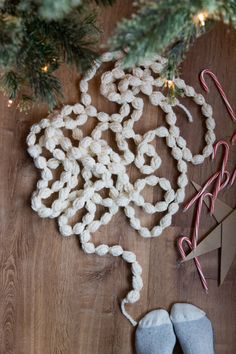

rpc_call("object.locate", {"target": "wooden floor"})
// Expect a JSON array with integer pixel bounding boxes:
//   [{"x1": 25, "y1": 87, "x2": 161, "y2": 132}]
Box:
[{"x1": 0, "y1": 2, "x2": 236, "y2": 353}]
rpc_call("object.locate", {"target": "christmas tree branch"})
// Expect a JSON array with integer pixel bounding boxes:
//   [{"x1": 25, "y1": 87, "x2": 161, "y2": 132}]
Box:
[
  {"x1": 0, "y1": 0, "x2": 235, "y2": 110},
  {"x1": 0, "y1": 0, "x2": 115, "y2": 110},
  {"x1": 111, "y1": 0, "x2": 236, "y2": 79}
]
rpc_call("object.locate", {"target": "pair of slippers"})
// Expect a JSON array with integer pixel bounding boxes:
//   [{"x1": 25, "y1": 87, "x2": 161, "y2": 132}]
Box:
[{"x1": 136, "y1": 303, "x2": 214, "y2": 354}]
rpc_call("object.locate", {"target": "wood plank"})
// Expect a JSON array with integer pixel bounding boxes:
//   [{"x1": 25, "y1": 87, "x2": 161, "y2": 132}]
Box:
[{"x1": 0, "y1": 2, "x2": 235, "y2": 353}]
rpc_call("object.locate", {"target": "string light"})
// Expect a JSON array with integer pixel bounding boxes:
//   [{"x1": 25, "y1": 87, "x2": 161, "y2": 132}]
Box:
[
  {"x1": 165, "y1": 79, "x2": 175, "y2": 90},
  {"x1": 41, "y1": 64, "x2": 49, "y2": 73},
  {"x1": 7, "y1": 99, "x2": 13, "y2": 107},
  {"x1": 194, "y1": 11, "x2": 208, "y2": 27}
]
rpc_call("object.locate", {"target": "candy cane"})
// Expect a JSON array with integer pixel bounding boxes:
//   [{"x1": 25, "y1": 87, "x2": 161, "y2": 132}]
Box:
[
  {"x1": 178, "y1": 236, "x2": 208, "y2": 292},
  {"x1": 200, "y1": 69, "x2": 236, "y2": 122},
  {"x1": 178, "y1": 192, "x2": 213, "y2": 292},
  {"x1": 184, "y1": 170, "x2": 230, "y2": 212}
]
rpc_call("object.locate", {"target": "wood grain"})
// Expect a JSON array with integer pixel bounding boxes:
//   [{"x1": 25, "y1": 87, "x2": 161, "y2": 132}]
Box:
[{"x1": 0, "y1": 2, "x2": 236, "y2": 353}]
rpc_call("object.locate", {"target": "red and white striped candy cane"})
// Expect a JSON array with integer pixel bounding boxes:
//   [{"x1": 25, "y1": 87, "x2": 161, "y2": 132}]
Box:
[
  {"x1": 200, "y1": 69, "x2": 236, "y2": 122},
  {"x1": 184, "y1": 170, "x2": 230, "y2": 212},
  {"x1": 178, "y1": 236, "x2": 209, "y2": 292},
  {"x1": 200, "y1": 69, "x2": 236, "y2": 188},
  {"x1": 178, "y1": 192, "x2": 213, "y2": 292}
]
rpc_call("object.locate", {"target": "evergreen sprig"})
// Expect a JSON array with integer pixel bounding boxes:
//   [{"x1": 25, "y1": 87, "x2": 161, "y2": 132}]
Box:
[
  {"x1": 0, "y1": 0, "x2": 235, "y2": 110},
  {"x1": 0, "y1": 0, "x2": 114, "y2": 110},
  {"x1": 111, "y1": 0, "x2": 236, "y2": 79}
]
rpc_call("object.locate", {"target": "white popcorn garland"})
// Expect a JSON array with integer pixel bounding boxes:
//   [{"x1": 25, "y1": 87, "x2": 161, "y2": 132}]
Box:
[{"x1": 27, "y1": 51, "x2": 216, "y2": 326}]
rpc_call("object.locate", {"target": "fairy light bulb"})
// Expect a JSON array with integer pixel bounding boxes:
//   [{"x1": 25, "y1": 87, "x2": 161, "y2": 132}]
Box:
[
  {"x1": 165, "y1": 79, "x2": 175, "y2": 90},
  {"x1": 7, "y1": 99, "x2": 13, "y2": 107},
  {"x1": 194, "y1": 11, "x2": 208, "y2": 27},
  {"x1": 41, "y1": 65, "x2": 49, "y2": 73},
  {"x1": 198, "y1": 13, "x2": 205, "y2": 25}
]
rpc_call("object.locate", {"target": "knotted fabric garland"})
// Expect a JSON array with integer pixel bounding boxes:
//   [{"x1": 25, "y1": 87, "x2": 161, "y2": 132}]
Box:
[{"x1": 27, "y1": 51, "x2": 216, "y2": 326}]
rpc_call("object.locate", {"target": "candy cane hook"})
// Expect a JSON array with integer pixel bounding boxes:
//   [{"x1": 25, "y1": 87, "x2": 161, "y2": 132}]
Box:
[
  {"x1": 178, "y1": 236, "x2": 209, "y2": 292},
  {"x1": 200, "y1": 69, "x2": 236, "y2": 122},
  {"x1": 178, "y1": 192, "x2": 213, "y2": 292},
  {"x1": 212, "y1": 140, "x2": 230, "y2": 178},
  {"x1": 183, "y1": 170, "x2": 230, "y2": 212}
]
